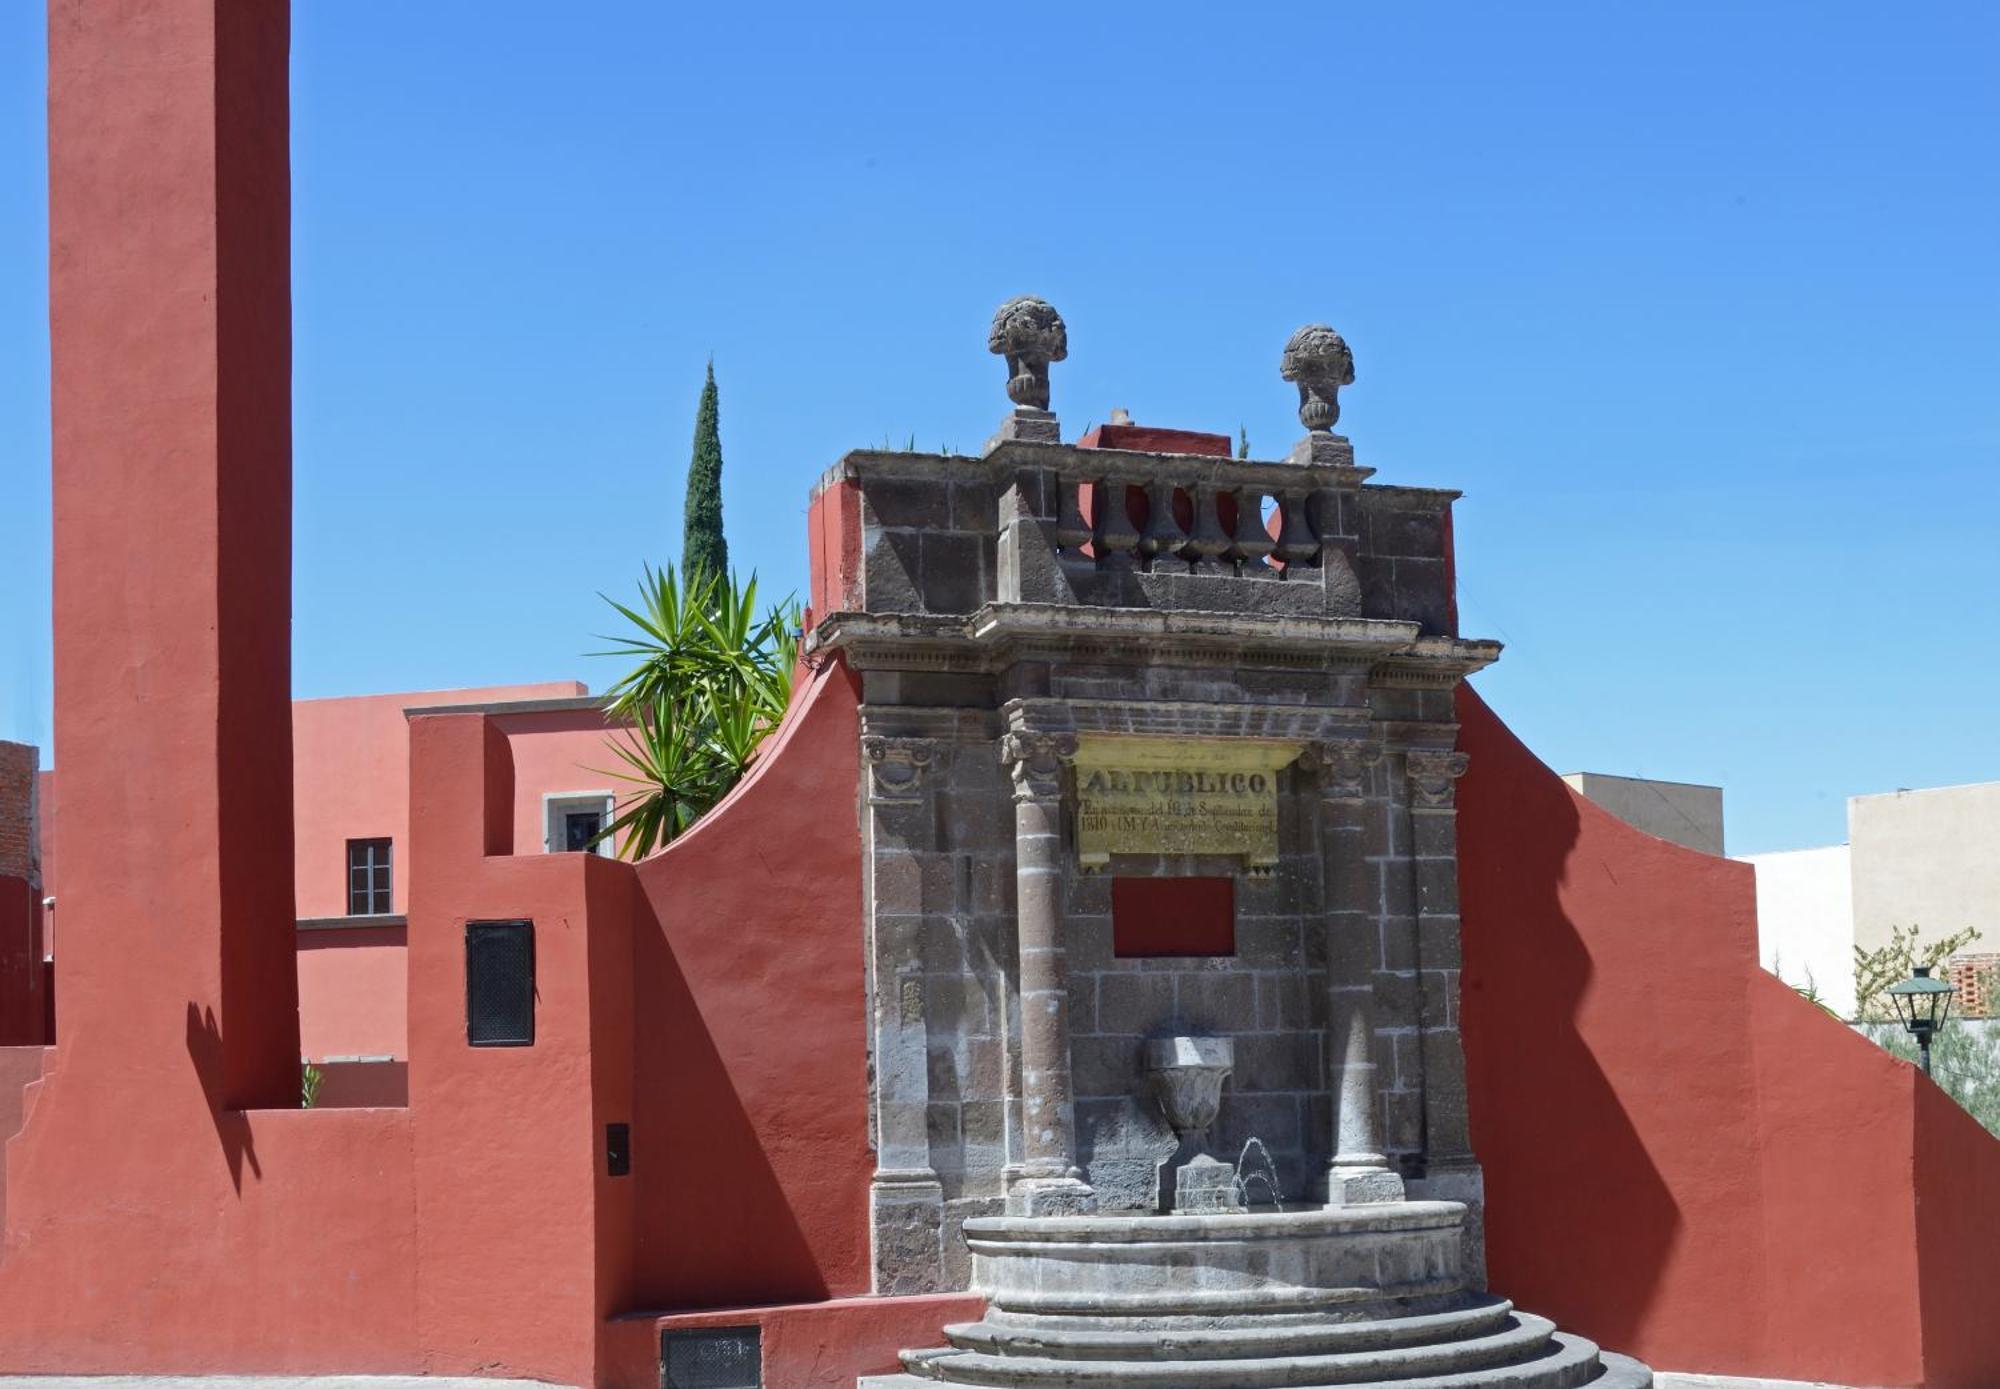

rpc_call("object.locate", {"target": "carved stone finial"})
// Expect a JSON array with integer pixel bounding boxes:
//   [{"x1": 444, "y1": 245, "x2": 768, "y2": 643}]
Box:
[
  {"x1": 989, "y1": 296, "x2": 1068, "y2": 412},
  {"x1": 999, "y1": 729, "x2": 1077, "y2": 802},
  {"x1": 1404, "y1": 749, "x2": 1470, "y2": 810},
  {"x1": 1280, "y1": 324, "x2": 1355, "y2": 434}
]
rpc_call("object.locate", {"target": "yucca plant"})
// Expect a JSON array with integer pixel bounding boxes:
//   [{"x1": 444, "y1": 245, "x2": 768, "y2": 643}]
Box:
[{"x1": 593, "y1": 565, "x2": 798, "y2": 859}]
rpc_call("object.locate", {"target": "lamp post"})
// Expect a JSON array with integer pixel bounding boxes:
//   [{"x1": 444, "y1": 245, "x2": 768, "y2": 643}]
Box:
[{"x1": 1887, "y1": 964, "x2": 1957, "y2": 1078}]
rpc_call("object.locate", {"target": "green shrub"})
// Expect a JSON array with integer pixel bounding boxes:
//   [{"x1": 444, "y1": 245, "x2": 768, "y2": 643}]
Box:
[{"x1": 594, "y1": 566, "x2": 798, "y2": 859}]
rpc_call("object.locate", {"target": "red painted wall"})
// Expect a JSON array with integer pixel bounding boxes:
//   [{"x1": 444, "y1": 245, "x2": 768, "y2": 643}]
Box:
[
  {"x1": 298, "y1": 925, "x2": 409, "y2": 1062},
  {"x1": 626, "y1": 660, "x2": 875, "y2": 1309},
  {"x1": 407, "y1": 713, "x2": 639, "y2": 1388},
  {"x1": 603, "y1": 1295, "x2": 987, "y2": 1389},
  {"x1": 1457, "y1": 685, "x2": 2000, "y2": 1387},
  {"x1": 293, "y1": 682, "x2": 587, "y2": 917}
]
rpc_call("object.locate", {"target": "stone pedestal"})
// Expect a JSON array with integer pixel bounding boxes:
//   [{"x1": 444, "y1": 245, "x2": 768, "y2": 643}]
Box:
[{"x1": 985, "y1": 406, "x2": 1060, "y2": 452}]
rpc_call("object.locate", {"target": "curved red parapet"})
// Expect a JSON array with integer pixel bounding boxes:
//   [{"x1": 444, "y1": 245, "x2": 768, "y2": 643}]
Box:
[
  {"x1": 626, "y1": 659, "x2": 875, "y2": 1311},
  {"x1": 1457, "y1": 684, "x2": 2000, "y2": 1388}
]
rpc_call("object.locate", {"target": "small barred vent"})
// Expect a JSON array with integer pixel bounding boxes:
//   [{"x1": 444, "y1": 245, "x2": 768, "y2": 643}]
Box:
[
  {"x1": 465, "y1": 920, "x2": 535, "y2": 1046},
  {"x1": 662, "y1": 1326, "x2": 761, "y2": 1389}
]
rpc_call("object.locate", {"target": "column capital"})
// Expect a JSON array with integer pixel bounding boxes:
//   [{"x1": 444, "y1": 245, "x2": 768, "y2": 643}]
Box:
[
  {"x1": 1299, "y1": 739, "x2": 1382, "y2": 802},
  {"x1": 1000, "y1": 730, "x2": 1077, "y2": 803},
  {"x1": 1405, "y1": 748, "x2": 1471, "y2": 811},
  {"x1": 861, "y1": 735, "x2": 942, "y2": 804}
]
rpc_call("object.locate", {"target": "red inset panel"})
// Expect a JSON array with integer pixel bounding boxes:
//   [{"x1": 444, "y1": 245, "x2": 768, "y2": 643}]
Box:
[{"x1": 1112, "y1": 877, "x2": 1236, "y2": 958}]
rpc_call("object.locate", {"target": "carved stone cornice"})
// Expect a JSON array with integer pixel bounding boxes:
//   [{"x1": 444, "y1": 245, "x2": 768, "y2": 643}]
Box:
[
  {"x1": 1405, "y1": 749, "x2": 1471, "y2": 811},
  {"x1": 1000, "y1": 730, "x2": 1078, "y2": 803},
  {"x1": 1299, "y1": 739, "x2": 1382, "y2": 802},
  {"x1": 861, "y1": 735, "x2": 941, "y2": 804}
]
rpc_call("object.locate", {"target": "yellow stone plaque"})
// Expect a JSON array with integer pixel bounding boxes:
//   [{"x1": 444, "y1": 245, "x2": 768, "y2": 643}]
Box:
[{"x1": 1072, "y1": 735, "x2": 1304, "y2": 869}]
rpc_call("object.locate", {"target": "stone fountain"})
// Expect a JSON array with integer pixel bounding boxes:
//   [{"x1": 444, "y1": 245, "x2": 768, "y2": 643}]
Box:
[
  {"x1": 841, "y1": 304, "x2": 1650, "y2": 1387},
  {"x1": 1146, "y1": 1036, "x2": 1240, "y2": 1213}
]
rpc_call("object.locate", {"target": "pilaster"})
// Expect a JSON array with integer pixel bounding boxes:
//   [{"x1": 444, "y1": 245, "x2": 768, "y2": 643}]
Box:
[
  {"x1": 861, "y1": 731, "x2": 949, "y2": 1292},
  {"x1": 1303, "y1": 738, "x2": 1403, "y2": 1205}
]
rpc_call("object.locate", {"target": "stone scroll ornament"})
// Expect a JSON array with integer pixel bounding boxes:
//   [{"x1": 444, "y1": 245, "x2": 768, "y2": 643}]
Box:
[
  {"x1": 1405, "y1": 748, "x2": 1471, "y2": 809},
  {"x1": 1300, "y1": 739, "x2": 1383, "y2": 801},
  {"x1": 988, "y1": 296, "x2": 1068, "y2": 411},
  {"x1": 999, "y1": 730, "x2": 1078, "y2": 802},
  {"x1": 1279, "y1": 323, "x2": 1356, "y2": 433},
  {"x1": 860, "y1": 736, "x2": 940, "y2": 803}
]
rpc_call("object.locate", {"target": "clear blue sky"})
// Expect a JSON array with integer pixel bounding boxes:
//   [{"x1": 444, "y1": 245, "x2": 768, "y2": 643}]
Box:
[{"x1": 2, "y1": 2, "x2": 1996, "y2": 856}]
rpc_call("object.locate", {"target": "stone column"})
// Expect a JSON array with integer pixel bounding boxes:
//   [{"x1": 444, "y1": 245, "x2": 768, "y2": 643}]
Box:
[
  {"x1": 1307, "y1": 740, "x2": 1404, "y2": 1205},
  {"x1": 1000, "y1": 729, "x2": 1096, "y2": 1216},
  {"x1": 1405, "y1": 748, "x2": 1473, "y2": 1175},
  {"x1": 862, "y1": 734, "x2": 948, "y2": 1292}
]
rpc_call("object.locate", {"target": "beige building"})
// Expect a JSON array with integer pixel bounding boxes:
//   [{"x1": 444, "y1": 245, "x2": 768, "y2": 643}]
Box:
[{"x1": 1560, "y1": 772, "x2": 1725, "y2": 856}]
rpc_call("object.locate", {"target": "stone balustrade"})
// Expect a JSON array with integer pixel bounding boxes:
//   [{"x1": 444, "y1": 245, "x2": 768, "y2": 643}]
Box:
[{"x1": 816, "y1": 442, "x2": 1459, "y2": 632}]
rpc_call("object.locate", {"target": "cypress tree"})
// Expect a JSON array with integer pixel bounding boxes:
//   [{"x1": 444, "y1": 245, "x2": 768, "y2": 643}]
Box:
[{"x1": 682, "y1": 360, "x2": 728, "y2": 588}]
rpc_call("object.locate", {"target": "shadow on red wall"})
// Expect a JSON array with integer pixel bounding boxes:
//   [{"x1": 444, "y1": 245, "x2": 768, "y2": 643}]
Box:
[
  {"x1": 1458, "y1": 684, "x2": 2000, "y2": 1388},
  {"x1": 626, "y1": 660, "x2": 875, "y2": 1311}
]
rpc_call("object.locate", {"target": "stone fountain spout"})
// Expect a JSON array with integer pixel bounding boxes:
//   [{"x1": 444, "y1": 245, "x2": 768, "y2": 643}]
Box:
[{"x1": 1145, "y1": 1035, "x2": 1243, "y2": 1213}]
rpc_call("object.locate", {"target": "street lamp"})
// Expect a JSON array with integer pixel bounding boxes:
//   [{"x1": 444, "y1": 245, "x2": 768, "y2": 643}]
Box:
[{"x1": 1887, "y1": 965, "x2": 1956, "y2": 1078}]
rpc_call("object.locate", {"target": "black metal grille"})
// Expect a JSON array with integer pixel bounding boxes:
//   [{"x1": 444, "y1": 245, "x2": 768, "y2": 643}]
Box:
[
  {"x1": 465, "y1": 920, "x2": 535, "y2": 1046},
  {"x1": 662, "y1": 1327, "x2": 761, "y2": 1389}
]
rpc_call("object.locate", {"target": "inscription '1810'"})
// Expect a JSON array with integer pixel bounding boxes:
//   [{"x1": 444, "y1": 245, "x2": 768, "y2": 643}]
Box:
[{"x1": 1072, "y1": 735, "x2": 1304, "y2": 870}]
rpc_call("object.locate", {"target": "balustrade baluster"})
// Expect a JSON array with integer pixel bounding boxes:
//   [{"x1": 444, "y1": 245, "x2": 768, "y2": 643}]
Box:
[
  {"x1": 1228, "y1": 488, "x2": 1275, "y2": 575},
  {"x1": 1275, "y1": 491, "x2": 1318, "y2": 573},
  {"x1": 1180, "y1": 484, "x2": 1230, "y2": 573},
  {"x1": 1055, "y1": 477, "x2": 1091, "y2": 555},
  {"x1": 1137, "y1": 479, "x2": 1185, "y2": 570},
  {"x1": 1095, "y1": 479, "x2": 1141, "y2": 569}
]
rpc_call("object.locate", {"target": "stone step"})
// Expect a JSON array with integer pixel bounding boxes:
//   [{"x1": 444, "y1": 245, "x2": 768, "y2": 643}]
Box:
[
  {"x1": 942, "y1": 1298, "x2": 1518, "y2": 1362},
  {"x1": 872, "y1": 1333, "x2": 1648, "y2": 1389},
  {"x1": 901, "y1": 1313, "x2": 1571, "y2": 1389}
]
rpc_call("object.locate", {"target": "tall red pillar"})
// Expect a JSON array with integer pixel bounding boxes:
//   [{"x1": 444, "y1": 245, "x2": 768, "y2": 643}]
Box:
[{"x1": 48, "y1": 0, "x2": 300, "y2": 1106}]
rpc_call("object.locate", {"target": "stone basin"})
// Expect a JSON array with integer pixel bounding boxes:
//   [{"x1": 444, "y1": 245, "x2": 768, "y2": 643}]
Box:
[
  {"x1": 874, "y1": 1201, "x2": 1652, "y2": 1387},
  {"x1": 964, "y1": 1202, "x2": 1467, "y2": 1326}
]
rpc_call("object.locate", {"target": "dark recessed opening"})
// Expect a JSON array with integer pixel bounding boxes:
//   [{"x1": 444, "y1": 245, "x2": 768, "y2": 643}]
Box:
[
  {"x1": 661, "y1": 1326, "x2": 762, "y2": 1389},
  {"x1": 465, "y1": 920, "x2": 535, "y2": 1046},
  {"x1": 1112, "y1": 876, "x2": 1236, "y2": 957},
  {"x1": 607, "y1": 1122, "x2": 631, "y2": 1177}
]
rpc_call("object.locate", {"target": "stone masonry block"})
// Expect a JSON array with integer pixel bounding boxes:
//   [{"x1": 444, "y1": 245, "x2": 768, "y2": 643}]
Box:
[
  {"x1": 1373, "y1": 969, "x2": 1419, "y2": 1026},
  {"x1": 921, "y1": 531, "x2": 987, "y2": 613},
  {"x1": 1232, "y1": 915, "x2": 1302, "y2": 968},
  {"x1": 1071, "y1": 1034, "x2": 1143, "y2": 1100},
  {"x1": 949, "y1": 479, "x2": 996, "y2": 532},
  {"x1": 1094, "y1": 971, "x2": 1177, "y2": 1039},
  {"x1": 1379, "y1": 917, "x2": 1418, "y2": 973},
  {"x1": 1233, "y1": 1032, "x2": 1321, "y2": 1093},
  {"x1": 1417, "y1": 915, "x2": 1462, "y2": 969},
  {"x1": 1383, "y1": 1088, "x2": 1424, "y2": 1155},
  {"x1": 864, "y1": 528, "x2": 925, "y2": 613},
  {"x1": 1176, "y1": 970, "x2": 1257, "y2": 1034},
  {"x1": 864, "y1": 478, "x2": 953, "y2": 529}
]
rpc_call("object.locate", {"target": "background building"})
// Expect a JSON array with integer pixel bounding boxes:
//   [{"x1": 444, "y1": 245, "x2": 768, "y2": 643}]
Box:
[
  {"x1": 1742, "y1": 780, "x2": 2000, "y2": 1019},
  {"x1": 1559, "y1": 773, "x2": 1724, "y2": 856},
  {"x1": 34, "y1": 681, "x2": 624, "y2": 1098}
]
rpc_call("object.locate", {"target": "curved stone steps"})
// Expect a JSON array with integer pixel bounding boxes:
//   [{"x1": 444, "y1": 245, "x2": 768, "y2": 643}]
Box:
[
  {"x1": 901, "y1": 1313, "x2": 1588, "y2": 1389},
  {"x1": 942, "y1": 1298, "x2": 1518, "y2": 1362}
]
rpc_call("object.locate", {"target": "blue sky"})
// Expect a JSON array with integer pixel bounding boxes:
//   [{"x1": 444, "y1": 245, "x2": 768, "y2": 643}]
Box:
[{"x1": 2, "y1": 2, "x2": 1996, "y2": 855}]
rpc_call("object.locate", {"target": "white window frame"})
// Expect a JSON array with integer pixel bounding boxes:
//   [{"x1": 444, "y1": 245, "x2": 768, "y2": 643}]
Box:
[{"x1": 542, "y1": 790, "x2": 617, "y2": 857}]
